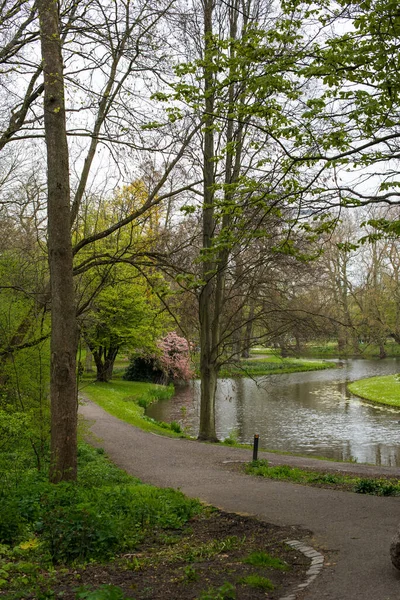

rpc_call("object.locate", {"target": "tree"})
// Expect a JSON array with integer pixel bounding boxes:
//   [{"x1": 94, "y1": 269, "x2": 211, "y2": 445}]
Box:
[
  {"x1": 124, "y1": 331, "x2": 193, "y2": 384},
  {"x1": 37, "y1": 0, "x2": 78, "y2": 483},
  {"x1": 159, "y1": 0, "x2": 337, "y2": 440},
  {"x1": 82, "y1": 272, "x2": 165, "y2": 382},
  {"x1": 1, "y1": 0, "x2": 199, "y2": 481}
]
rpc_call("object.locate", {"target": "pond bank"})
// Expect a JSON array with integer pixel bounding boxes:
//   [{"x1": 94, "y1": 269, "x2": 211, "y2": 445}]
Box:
[{"x1": 348, "y1": 374, "x2": 400, "y2": 408}]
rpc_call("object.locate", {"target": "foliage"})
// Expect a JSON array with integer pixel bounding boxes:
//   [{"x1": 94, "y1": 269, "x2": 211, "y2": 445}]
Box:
[
  {"x1": 76, "y1": 585, "x2": 129, "y2": 600},
  {"x1": 81, "y1": 266, "x2": 166, "y2": 382},
  {"x1": 217, "y1": 357, "x2": 331, "y2": 378},
  {"x1": 197, "y1": 582, "x2": 236, "y2": 600},
  {"x1": 124, "y1": 332, "x2": 194, "y2": 384},
  {"x1": 123, "y1": 356, "x2": 164, "y2": 384},
  {"x1": 0, "y1": 337, "x2": 51, "y2": 469},
  {"x1": 242, "y1": 551, "x2": 288, "y2": 571},
  {"x1": 237, "y1": 574, "x2": 274, "y2": 590},
  {"x1": 0, "y1": 410, "x2": 30, "y2": 452},
  {"x1": 222, "y1": 429, "x2": 239, "y2": 446},
  {"x1": 0, "y1": 443, "x2": 202, "y2": 565},
  {"x1": 353, "y1": 479, "x2": 399, "y2": 496},
  {"x1": 157, "y1": 332, "x2": 194, "y2": 383}
]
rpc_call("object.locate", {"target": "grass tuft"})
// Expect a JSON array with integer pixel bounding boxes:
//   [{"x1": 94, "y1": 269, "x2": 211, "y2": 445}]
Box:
[
  {"x1": 238, "y1": 574, "x2": 274, "y2": 590},
  {"x1": 243, "y1": 550, "x2": 289, "y2": 570}
]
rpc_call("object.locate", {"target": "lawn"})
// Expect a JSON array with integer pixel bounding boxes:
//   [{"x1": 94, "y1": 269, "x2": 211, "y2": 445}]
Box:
[
  {"x1": 218, "y1": 356, "x2": 332, "y2": 378},
  {"x1": 81, "y1": 378, "x2": 184, "y2": 436},
  {"x1": 347, "y1": 375, "x2": 400, "y2": 408}
]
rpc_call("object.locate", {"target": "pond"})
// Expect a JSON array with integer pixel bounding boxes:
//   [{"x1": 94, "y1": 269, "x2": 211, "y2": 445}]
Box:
[{"x1": 146, "y1": 358, "x2": 400, "y2": 466}]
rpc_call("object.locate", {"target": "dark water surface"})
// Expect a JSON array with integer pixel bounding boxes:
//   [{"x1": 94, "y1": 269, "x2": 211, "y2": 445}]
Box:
[{"x1": 146, "y1": 359, "x2": 400, "y2": 466}]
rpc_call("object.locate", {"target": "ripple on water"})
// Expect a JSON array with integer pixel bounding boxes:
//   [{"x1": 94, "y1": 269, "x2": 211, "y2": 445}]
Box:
[{"x1": 145, "y1": 358, "x2": 400, "y2": 466}]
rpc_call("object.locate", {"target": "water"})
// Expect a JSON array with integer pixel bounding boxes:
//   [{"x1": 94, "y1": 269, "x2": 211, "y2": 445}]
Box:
[{"x1": 146, "y1": 358, "x2": 400, "y2": 466}]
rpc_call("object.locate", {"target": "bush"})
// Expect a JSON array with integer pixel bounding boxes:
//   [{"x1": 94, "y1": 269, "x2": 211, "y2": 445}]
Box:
[
  {"x1": 123, "y1": 356, "x2": 164, "y2": 384},
  {"x1": 124, "y1": 332, "x2": 193, "y2": 384},
  {"x1": 354, "y1": 478, "x2": 400, "y2": 496},
  {"x1": 0, "y1": 443, "x2": 202, "y2": 565},
  {"x1": 0, "y1": 500, "x2": 28, "y2": 544},
  {"x1": 39, "y1": 502, "x2": 119, "y2": 564}
]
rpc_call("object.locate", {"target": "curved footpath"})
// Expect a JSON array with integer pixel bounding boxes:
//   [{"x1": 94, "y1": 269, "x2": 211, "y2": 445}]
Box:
[{"x1": 80, "y1": 398, "x2": 400, "y2": 600}]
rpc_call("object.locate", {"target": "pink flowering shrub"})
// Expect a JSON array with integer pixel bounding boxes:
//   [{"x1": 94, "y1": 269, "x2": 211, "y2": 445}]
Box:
[{"x1": 157, "y1": 332, "x2": 194, "y2": 383}]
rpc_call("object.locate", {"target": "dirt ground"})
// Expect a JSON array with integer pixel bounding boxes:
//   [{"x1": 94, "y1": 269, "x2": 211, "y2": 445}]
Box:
[{"x1": 54, "y1": 509, "x2": 311, "y2": 599}]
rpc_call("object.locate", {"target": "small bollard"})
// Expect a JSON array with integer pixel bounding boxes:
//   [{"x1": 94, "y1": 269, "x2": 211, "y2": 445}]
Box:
[{"x1": 253, "y1": 434, "x2": 259, "y2": 462}]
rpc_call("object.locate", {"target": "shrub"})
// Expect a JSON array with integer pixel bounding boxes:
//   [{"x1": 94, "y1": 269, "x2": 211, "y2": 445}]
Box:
[
  {"x1": 0, "y1": 443, "x2": 202, "y2": 565},
  {"x1": 39, "y1": 502, "x2": 119, "y2": 564},
  {"x1": 198, "y1": 582, "x2": 236, "y2": 600},
  {"x1": 0, "y1": 500, "x2": 28, "y2": 544},
  {"x1": 123, "y1": 356, "x2": 164, "y2": 384},
  {"x1": 170, "y1": 421, "x2": 182, "y2": 433},
  {"x1": 124, "y1": 332, "x2": 193, "y2": 384},
  {"x1": 354, "y1": 478, "x2": 400, "y2": 496}
]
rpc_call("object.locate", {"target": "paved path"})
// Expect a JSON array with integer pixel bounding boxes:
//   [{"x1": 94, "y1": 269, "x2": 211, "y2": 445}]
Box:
[{"x1": 80, "y1": 399, "x2": 400, "y2": 600}]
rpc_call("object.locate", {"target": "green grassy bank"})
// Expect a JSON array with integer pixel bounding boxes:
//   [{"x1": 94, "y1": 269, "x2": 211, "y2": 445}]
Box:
[
  {"x1": 347, "y1": 374, "x2": 400, "y2": 408},
  {"x1": 81, "y1": 379, "x2": 185, "y2": 436},
  {"x1": 218, "y1": 355, "x2": 331, "y2": 378},
  {"x1": 245, "y1": 460, "x2": 400, "y2": 496}
]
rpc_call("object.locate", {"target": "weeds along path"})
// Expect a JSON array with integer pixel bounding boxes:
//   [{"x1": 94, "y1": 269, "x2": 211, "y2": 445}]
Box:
[{"x1": 80, "y1": 397, "x2": 400, "y2": 600}]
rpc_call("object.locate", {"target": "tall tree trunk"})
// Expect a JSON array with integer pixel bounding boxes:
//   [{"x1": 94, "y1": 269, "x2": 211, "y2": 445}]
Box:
[
  {"x1": 199, "y1": 364, "x2": 218, "y2": 441},
  {"x1": 38, "y1": 0, "x2": 78, "y2": 483},
  {"x1": 198, "y1": 0, "x2": 244, "y2": 441},
  {"x1": 198, "y1": 0, "x2": 218, "y2": 441}
]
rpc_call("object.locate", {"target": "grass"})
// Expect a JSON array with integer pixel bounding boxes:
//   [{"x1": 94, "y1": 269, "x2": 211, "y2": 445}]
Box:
[
  {"x1": 217, "y1": 356, "x2": 331, "y2": 378},
  {"x1": 245, "y1": 460, "x2": 400, "y2": 496},
  {"x1": 238, "y1": 574, "x2": 275, "y2": 590},
  {"x1": 243, "y1": 551, "x2": 288, "y2": 571},
  {"x1": 81, "y1": 378, "x2": 186, "y2": 437},
  {"x1": 348, "y1": 375, "x2": 400, "y2": 408}
]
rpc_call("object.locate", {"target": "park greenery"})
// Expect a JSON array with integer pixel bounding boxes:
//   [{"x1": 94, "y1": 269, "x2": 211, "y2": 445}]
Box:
[
  {"x1": 2, "y1": 4, "x2": 400, "y2": 599},
  {"x1": 0, "y1": 440, "x2": 313, "y2": 599},
  {"x1": 2, "y1": 1, "x2": 400, "y2": 590},
  {"x1": 82, "y1": 378, "x2": 185, "y2": 436}
]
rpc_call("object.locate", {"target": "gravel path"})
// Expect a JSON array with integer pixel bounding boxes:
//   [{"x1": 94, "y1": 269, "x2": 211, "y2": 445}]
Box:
[{"x1": 80, "y1": 398, "x2": 400, "y2": 600}]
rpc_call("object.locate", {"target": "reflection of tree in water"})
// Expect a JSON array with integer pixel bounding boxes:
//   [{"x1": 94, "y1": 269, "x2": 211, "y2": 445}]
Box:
[
  {"x1": 146, "y1": 383, "x2": 199, "y2": 436},
  {"x1": 146, "y1": 360, "x2": 400, "y2": 465},
  {"x1": 215, "y1": 379, "x2": 240, "y2": 441}
]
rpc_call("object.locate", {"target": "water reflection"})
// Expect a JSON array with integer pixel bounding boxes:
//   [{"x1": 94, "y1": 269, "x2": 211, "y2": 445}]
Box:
[{"x1": 146, "y1": 358, "x2": 400, "y2": 466}]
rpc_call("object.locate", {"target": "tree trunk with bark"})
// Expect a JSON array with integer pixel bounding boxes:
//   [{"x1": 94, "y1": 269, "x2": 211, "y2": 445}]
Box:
[
  {"x1": 91, "y1": 345, "x2": 119, "y2": 382},
  {"x1": 38, "y1": 0, "x2": 78, "y2": 483}
]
